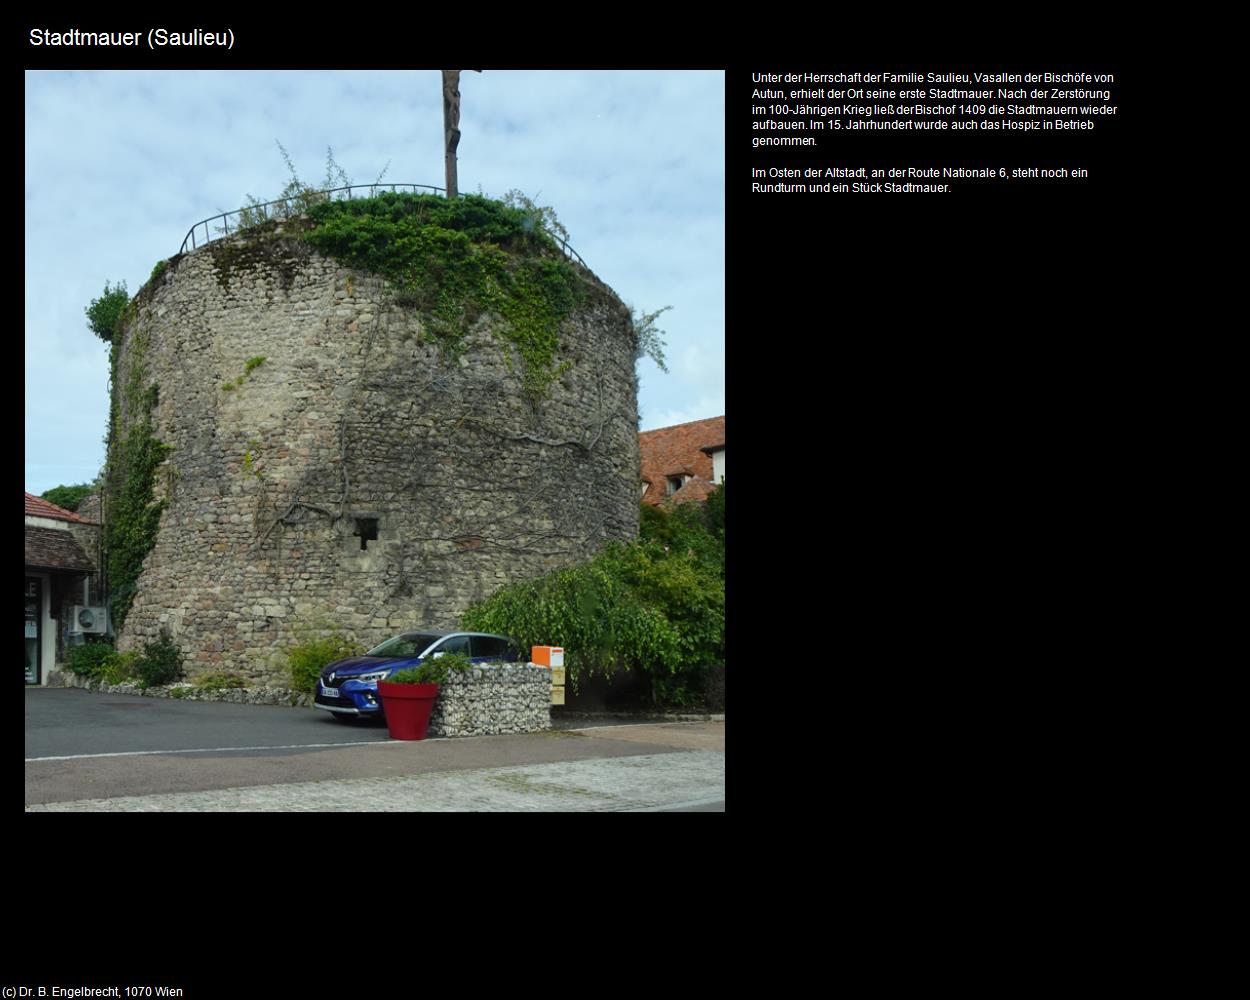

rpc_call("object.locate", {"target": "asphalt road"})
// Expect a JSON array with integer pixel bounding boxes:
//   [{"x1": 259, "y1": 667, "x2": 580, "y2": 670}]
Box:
[
  {"x1": 25, "y1": 686, "x2": 390, "y2": 760},
  {"x1": 25, "y1": 688, "x2": 725, "y2": 811}
]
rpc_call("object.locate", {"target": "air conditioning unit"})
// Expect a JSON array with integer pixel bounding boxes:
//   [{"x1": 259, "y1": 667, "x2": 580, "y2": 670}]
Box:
[{"x1": 71, "y1": 606, "x2": 109, "y2": 635}]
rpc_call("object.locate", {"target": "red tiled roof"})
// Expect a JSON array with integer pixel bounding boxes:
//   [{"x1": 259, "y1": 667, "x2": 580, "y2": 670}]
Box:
[
  {"x1": 668, "y1": 477, "x2": 716, "y2": 505},
  {"x1": 639, "y1": 416, "x2": 724, "y2": 506},
  {"x1": 24, "y1": 492, "x2": 93, "y2": 524},
  {"x1": 25, "y1": 525, "x2": 95, "y2": 572}
]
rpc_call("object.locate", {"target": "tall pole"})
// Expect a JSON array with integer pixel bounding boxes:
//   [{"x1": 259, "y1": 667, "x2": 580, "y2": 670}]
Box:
[{"x1": 442, "y1": 70, "x2": 480, "y2": 199}]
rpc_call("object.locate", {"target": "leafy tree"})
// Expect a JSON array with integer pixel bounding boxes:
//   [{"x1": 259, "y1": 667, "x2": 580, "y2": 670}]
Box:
[
  {"x1": 639, "y1": 483, "x2": 724, "y2": 577},
  {"x1": 85, "y1": 281, "x2": 129, "y2": 344},
  {"x1": 40, "y1": 483, "x2": 93, "y2": 512},
  {"x1": 703, "y1": 482, "x2": 724, "y2": 546},
  {"x1": 462, "y1": 484, "x2": 725, "y2": 707}
]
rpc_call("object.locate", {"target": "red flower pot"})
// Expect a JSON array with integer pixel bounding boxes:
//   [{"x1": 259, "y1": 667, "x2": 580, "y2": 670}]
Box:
[{"x1": 377, "y1": 682, "x2": 441, "y2": 740}]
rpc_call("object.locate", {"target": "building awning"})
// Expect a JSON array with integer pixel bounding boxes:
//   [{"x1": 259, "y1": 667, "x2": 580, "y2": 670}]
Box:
[{"x1": 25, "y1": 526, "x2": 94, "y2": 573}]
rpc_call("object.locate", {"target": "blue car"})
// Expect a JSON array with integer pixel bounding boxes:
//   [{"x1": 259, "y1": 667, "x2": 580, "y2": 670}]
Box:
[{"x1": 313, "y1": 630, "x2": 521, "y2": 722}]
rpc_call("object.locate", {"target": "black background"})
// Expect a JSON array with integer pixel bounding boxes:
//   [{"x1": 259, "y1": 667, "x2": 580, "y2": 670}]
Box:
[{"x1": 21, "y1": 22, "x2": 1148, "y2": 969}]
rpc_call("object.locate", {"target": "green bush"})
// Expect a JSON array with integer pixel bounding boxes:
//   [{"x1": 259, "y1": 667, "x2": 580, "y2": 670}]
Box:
[
  {"x1": 65, "y1": 641, "x2": 116, "y2": 678},
  {"x1": 462, "y1": 540, "x2": 723, "y2": 708},
  {"x1": 98, "y1": 651, "x2": 140, "y2": 685},
  {"x1": 135, "y1": 629, "x2": 184, "y2": 689},
  {"x1": 85, "y1": 280, "x2": 129, "y2": 344},
  {"x1": 605, "y1": 544, "x2": 724, "y2": 668},
  {"x1": 704, "y1": 483, "x2": 724, "y2": 546},
  {"x1": 463, "y1": 485, "x2": 725, "y2": 707},
  {"x1": 389, "y1": 651, "x2": 473, "y2": 686},
  {"x1": 287, "y1": 633, "x2": 358, "y2": 694},
  {"x1": 638, "y1": 484, "x2": 724, "y2": 576},
  {"x1": 194, "y1": 670, "x2": 247, "y2": 691}
]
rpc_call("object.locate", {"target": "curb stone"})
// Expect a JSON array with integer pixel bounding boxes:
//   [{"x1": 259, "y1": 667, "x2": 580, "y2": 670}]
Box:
[{"x1": 554, "y1": 711, "x2": 726, "y2": 723}]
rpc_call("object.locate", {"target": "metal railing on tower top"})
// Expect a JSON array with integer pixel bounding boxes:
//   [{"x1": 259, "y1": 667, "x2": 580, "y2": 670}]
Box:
[{"x1": 177, "y1": 183, "x2": 589, "y2": 269}]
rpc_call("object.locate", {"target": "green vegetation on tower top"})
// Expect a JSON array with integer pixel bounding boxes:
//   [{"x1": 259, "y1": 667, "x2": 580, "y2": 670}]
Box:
[{"x1": 303, "y1": 191, "x2": 583, "y2": 399}]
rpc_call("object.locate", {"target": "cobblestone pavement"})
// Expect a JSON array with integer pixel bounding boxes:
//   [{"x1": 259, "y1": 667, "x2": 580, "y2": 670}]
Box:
[{"x1": 25, "y1": 750, "x2": 724, "y2": 812}]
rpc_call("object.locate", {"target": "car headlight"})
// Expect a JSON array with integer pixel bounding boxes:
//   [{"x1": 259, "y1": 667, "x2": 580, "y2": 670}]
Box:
[{"x1": 354, "y1": 670, "x2": 392, "y2": 683}]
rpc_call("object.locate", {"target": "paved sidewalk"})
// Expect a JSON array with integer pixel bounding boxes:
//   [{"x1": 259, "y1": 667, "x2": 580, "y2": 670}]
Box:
[{"x1": 25, "y1": 749, "x2": 724, "y2": 812}]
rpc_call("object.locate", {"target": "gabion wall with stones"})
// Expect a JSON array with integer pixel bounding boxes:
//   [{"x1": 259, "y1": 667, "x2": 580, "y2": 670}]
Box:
[
  {"x1": 108, "y1": 222, "x2": 640, "y2": 684},
  {"x1": 427, "y1": 664, "x2": 551, "y2": 737}
]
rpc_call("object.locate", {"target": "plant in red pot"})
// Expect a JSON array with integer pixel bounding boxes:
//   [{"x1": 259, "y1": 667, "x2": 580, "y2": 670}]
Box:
[{"x1": 377, "y1": 651, "x2": 471, "y2": 740}]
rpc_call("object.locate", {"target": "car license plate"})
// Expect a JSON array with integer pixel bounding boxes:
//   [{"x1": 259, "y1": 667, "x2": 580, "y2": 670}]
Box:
[{"x1": 321, "y1": 685, "x2": 339, "y2": 698}]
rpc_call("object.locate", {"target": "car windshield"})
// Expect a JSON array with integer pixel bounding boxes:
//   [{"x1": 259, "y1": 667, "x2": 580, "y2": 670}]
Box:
[{"x1": 364, "y1": 633, "x2": 441, "y2": 659}]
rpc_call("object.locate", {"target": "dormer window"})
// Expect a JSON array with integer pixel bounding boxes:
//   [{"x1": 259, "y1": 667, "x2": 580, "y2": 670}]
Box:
[{"x1": 666, "y1": 476, "x2": 687, "y2": 496}]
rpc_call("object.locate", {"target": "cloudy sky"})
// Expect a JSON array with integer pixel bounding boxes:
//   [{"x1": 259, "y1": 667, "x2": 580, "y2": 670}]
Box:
[{"x1": 23, "y1": 69, "x2": 725, "y2": 496}]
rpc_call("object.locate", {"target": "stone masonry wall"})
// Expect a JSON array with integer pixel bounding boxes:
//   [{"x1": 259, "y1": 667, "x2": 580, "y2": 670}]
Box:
[
  {"x1": 427, "y1": 664, "x2": 551, "y2": 737},
  {"x1": 110, "y1": 221, "x2": 640, "y2": 684}
]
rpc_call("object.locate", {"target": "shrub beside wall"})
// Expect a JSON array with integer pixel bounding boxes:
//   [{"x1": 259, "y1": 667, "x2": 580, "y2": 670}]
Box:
[
  {"x1": 288, "y1": 633, "x2": 359, "y2": 694},
  {"x1": 461, "y1": 486, "x2": 725, "y2": 709}
]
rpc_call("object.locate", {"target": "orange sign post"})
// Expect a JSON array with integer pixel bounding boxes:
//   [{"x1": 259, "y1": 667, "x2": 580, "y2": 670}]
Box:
[
  {"x1": 531, "y1": 646, "x2": 564, "y2": 667},
  {"x1": 532, "y1": 646, "x2": 566, "y2": 705}
]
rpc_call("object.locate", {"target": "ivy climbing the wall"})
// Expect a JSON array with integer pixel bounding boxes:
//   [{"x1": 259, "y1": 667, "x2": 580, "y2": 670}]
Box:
[
  {"x1": 102, "y1": 319, "x2": 171, "y2": 631},
  {"x1": 304, "y1": 192, "x2": 583, "y2": 399}
]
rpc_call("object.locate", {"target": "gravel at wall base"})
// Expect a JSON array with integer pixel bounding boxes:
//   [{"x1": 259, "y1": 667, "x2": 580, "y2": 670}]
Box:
[{"x1": 49, "y1": 669, "x2": 313, "y2": 706}]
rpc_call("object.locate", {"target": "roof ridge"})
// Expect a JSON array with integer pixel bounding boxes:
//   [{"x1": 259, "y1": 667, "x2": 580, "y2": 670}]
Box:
[
  {"x1": 24, "y1": 491, "x2": 92, "y2": 524},
  {"x1": 639, "y1": 414, "x2": 724, "y2": 434}
]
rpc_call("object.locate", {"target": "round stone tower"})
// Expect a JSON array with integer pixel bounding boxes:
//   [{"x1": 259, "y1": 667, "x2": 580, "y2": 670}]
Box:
[{"x1": 106, "y1": 210, "x2": 640, "y2": 683}]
